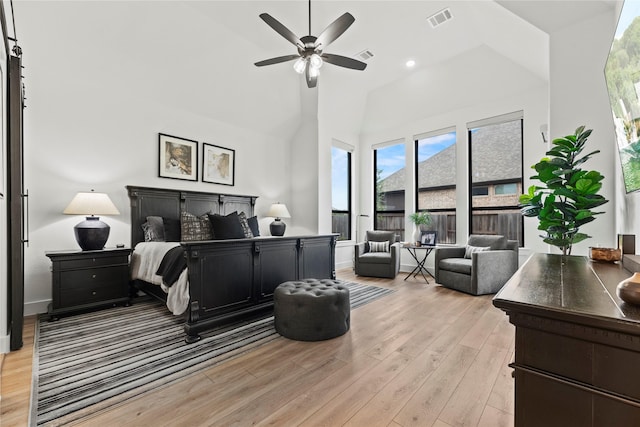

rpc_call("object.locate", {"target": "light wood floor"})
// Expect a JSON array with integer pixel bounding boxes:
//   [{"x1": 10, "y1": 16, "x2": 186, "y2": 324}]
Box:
[{"x1": 1, "y1": 269, "x2": 515, "y2": 427}]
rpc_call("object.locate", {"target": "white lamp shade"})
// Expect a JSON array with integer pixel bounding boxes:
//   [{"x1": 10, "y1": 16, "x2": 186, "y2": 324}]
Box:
[
  {"x1": 266, "y1": 203, "x2": 291, "y2": 219},
  {"x1": 63, "y1": 192, "x2": 120, "y2": 216}
]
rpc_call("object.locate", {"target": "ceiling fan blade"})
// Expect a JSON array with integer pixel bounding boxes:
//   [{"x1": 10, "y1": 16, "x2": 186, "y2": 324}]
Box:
[
  {"x1": 259, "y1": 13, "x2": 303, "y2": 48},
  {"x1": 315, "y1": 13, "x2": 355, "y2": 49},
  {"x1": 254, "y1": 55, "x2": 300, "y2": 67},
  {"x1": 305, "y1": 66, "x2": 318, "y2": 88},
  {"x1": 322, "y1": 53, "x2": 367, "y2": 71}
]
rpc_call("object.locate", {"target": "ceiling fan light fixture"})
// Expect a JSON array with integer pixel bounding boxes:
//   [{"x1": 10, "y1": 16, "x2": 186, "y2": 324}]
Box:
[
  {"x1": 308, "y1": 65, "x2": 320, "y2": 78},
  {"x1": 309, "y1": 53, "x2": 323, "y2": 69},
  {"x1": 293, "y1": 57, "x2": 307, "y2": 74}
]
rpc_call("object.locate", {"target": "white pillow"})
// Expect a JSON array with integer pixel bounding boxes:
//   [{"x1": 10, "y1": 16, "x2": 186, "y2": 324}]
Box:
[
  {"x1": 464, "y1": 245, "x2": 490, "y2": 259},
  {"x1": 369, "y1": 241, "x2": 390, "y2": 253}
]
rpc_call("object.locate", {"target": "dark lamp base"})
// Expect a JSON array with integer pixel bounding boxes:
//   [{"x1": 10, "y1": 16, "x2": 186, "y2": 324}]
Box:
[
  {"x1": 74, "y1": 217, "x2": 110, "y2": 251},
  {"x1": 270, "y1": 218, "x2": 286, "y2": 236}
]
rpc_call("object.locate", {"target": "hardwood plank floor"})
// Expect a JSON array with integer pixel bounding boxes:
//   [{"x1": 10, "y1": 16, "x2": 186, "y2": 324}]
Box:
[
  {"x1": 1, "y1": 315, "x2": 36, "y2": 427},
  {"x1": 0, "y1": 269, "x2": 514, "y2": 426}
]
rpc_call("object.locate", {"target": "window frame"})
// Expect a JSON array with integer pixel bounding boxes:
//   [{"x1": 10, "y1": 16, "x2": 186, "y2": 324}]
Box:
[
  {"x1": 373, "y1": 141, "x2": 406, "y2": 238},
  {"x1": 467, "y1": 114, "x2": 524, "y2": 246},
  {"x1": 414, "y1": 127, "x2": 457, "y2": 245},
  {"x1": 331, "y1": 145, "x2": 352, "y2": 241}
]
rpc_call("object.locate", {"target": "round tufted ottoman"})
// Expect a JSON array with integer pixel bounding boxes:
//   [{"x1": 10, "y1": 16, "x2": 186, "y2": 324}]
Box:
[{"x1": 274, "y1": 278, "x2": 350, "y2": 341}]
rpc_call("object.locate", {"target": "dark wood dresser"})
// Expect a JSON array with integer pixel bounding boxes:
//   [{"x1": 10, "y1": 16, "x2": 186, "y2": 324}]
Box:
[
  {"x1": 493, "y1": 253, "x2": 640, "y2": 426},
  {"x1": 46, "y1": 247, "x2": 132, "y2": 319}
]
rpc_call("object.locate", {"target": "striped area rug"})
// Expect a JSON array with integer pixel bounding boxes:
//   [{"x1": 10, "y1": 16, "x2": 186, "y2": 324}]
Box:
[{"x1": 30, "y1": 281, "x2": 394, "y2": 426}]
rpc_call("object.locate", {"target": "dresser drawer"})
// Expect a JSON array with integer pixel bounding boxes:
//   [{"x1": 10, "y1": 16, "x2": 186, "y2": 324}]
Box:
[
  {"x1": 518, "y1": 325, "x2": 640, "y2": 401},
  {"x1": 57, "y1": 255, "x2": 129, "y2": 270}
]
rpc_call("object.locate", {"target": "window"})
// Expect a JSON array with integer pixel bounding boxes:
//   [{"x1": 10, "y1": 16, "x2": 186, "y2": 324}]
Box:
[
  {"x1": 468, "y1": 113, "x2": 523, "y2": 246},
  {"x1": 415, "y1": 129, "x2": 457, "y2": 244},
  {"x1": 374, "y1": 141, "x2": 405, "y2": 240},
  {"x1": 495, "y1": 183, "x2": 518, "y2": 195},
  {"x1": 331, "y1": 145, "x2": 351, "y2": 241},
  {"x1": 471, "y1": 186, "x2": 489, "y2": 196}
]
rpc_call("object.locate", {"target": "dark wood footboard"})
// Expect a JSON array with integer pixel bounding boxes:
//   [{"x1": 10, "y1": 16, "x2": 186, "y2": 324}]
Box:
[{"x1": 181, "y1": 234, "x2": 337, "y2": 342}]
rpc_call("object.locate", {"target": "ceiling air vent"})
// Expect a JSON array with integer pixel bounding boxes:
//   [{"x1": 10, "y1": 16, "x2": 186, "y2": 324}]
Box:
[
  {"x1": 356, "y1": 49, "x2": 374, "y2": 61},
  {"x1": 428, "y1": 8, "x2": 453, "y2": 28}
]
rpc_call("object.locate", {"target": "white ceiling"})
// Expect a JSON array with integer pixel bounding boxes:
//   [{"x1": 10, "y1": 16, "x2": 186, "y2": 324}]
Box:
[{"x1": 14, "y1": 1, "x2": 618, "y2": 138}]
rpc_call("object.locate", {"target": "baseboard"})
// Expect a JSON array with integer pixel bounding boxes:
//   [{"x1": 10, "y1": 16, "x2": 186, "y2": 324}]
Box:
[
  {"x1": 25, "y1": 299, "x2": 50, "y2": 316},
  {"x1": 335, "y1": 260, "x2": 353, "y2": 270},
  {"x1": 0, "y1": 332, "x2": 10, "y2": 354}
]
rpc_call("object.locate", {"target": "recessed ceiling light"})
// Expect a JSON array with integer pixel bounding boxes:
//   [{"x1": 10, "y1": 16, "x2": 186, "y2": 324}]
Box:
[{"x1": 406, "y1": 59, "x2": 416, "y2": 68}]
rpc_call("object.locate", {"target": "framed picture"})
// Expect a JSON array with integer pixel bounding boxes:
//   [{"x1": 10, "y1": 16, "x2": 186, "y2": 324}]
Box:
[
  {"x1": 202, "y1": 143, "x2": 235, "y2": 186},
  {"x1": 420, "y1": 230, "x2": 437, "y2": 246},
  {"x1": 159, "y1": 133, "x2": 198, "y2": 181}
]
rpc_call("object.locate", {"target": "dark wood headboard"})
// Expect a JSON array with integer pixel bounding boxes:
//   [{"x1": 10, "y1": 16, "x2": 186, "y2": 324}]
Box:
[{"x1": 127, "y1": 185, "x2": 257, "y2": 247}]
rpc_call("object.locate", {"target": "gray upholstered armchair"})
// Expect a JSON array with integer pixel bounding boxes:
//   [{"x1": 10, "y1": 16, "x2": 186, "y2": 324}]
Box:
[
  {"x1": 434, "y1": 234, "x2": 518, "y2": 295},
  {"x1": 354, "y1": 230, "x2": 401, "y2": 279}
]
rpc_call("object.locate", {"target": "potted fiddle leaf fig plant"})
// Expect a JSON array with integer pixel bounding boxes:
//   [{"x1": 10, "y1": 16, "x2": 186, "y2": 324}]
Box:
[{"x1": 519, "y1": 126, "x2": 608, "y2": 256}]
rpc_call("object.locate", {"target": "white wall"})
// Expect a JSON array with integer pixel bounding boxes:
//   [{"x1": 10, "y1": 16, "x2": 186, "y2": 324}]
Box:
[
  {"x1": 318, "y1": 72, "x2": 371, "y2": 270},
  {"x1": 548, "y1": 7, "x2": 619, "y2": 254}
]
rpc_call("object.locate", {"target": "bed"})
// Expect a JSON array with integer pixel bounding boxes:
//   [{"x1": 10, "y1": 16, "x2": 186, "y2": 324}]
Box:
[{"x1": 127, "y1": 185, "x2": 337, "y2": 342}]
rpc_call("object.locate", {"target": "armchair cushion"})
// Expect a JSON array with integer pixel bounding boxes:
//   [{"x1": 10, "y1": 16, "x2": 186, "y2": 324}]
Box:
[
  {"x1": 439, "y1": 258, "x2": 472, "y2": 275},
  {"x1": 359, "y1": 252, "x2": 395, "y2": 264}
]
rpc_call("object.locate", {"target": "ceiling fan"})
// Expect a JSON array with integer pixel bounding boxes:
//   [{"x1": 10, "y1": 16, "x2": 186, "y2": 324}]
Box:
[{"x1": 254, "y1": 0, "x2": 367, "y2": 88}]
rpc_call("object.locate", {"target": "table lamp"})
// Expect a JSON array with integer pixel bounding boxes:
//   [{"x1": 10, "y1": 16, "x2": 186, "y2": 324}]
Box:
[
  {"x1": 267, "y1": 203, "x2": 291, "y2": 236},
  {"x1": 63, "y1": 190, "x2": 120, "y2": 250}
]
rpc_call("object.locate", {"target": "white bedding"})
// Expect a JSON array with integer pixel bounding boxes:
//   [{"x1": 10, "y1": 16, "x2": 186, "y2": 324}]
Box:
[{"x1": 130, "y1": 242, "x2": 190, "y2": 315}]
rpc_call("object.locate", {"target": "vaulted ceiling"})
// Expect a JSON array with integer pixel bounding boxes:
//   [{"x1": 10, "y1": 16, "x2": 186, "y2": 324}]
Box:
[{"x1": 14, "y1": 1, "x2": 617, "y2": 139}]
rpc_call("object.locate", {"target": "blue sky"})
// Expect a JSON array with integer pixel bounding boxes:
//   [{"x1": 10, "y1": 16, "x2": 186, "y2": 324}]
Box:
[
  {"x1": 376, "y1": 144, "x2": 406, "y2": 180},
  {"x1": 616, "y1": 1, "x2": 640, "y2": 39},
  {"x1": 332, "y1": 147, "x2": 350, "y2": 210},
  {"x1": 417, "y1": 132, "x2": 457, "y2": 163}
]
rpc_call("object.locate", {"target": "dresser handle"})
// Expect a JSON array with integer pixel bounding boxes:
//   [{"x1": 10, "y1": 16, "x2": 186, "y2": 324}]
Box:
[
  {"x1": 92, "y1": 274, "x2": 96, "y2": 279},
  {"x1": 92, "y1": 291, "x2": 97, "y2": 295}
]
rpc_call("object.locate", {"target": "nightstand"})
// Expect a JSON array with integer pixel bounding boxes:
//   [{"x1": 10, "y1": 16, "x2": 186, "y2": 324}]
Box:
[{"x1": 45, "y1": 247, "x2": 132, "y2": 319}]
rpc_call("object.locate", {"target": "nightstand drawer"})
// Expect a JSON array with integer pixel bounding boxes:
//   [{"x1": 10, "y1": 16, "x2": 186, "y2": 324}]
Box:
[
  {"x1": 59, "y1": 266, "x2": 128, "y2": 291},
  {"x1": 60, "y1": 283, "x2": 124, "y2": 307},
  {"x1": 57, "y1": 255, "x2": 129, "y2": 270}
]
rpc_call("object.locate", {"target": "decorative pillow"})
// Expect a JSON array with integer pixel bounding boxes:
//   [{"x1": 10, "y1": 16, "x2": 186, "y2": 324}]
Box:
[
  {"x1": 163, "y1": 218, "x2": 181, "y2": 242},
  {"x1": 464, "y1": 245, "x2": 491, "y2": 259},
  {"x1": 142, "y1": 216, "x2": 165, "y2": 242},
  {"x1": 369, "y1": 241, "x2": 390, "y2": 253},
  {"x1": 238, "y1": 212, "x2": 254, "y2": 238},
  {"x1": 247, "y1": 215, "x2": 260, "y2": 237},
  {"x1": 208, "y1": 211, "x2": 246, "y2": 240},
  {"x1": 181, "y1": 212, "x2": 214, "y2": 241},
  {"x1": 141, "y1": 222, "x2": 158, "y2": 242}
]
